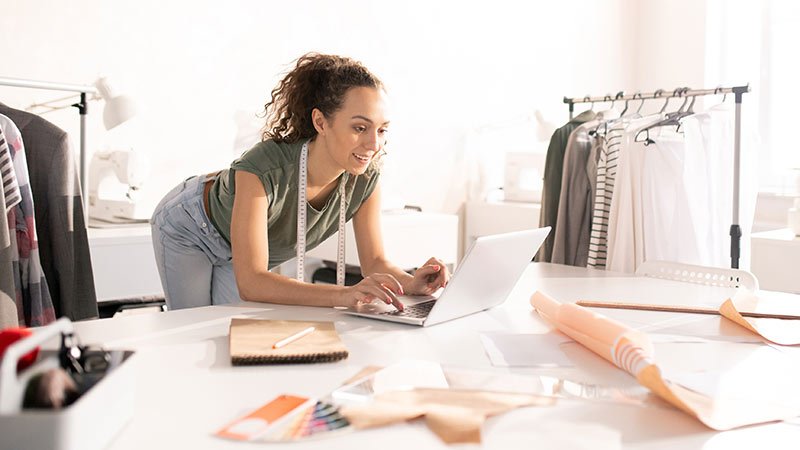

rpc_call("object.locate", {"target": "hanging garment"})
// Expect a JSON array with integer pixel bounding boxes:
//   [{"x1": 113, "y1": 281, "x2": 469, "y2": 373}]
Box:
[
  {"x1": 0, "y1": 115, "x2": 57, "y2": 326},
  {"x1": 640, "y1": 132, "x2": 706, "y2": 266},
  {"x1": 606, "y1": 115, "x2": 661, "y2": 273},
  {"x1": 0, "y1": 104, "x2": 97, "y2": 320},
  {"x1": 550, "y1": 121, "x2": 600, "y2": 266},
  {"x1": 1, "y1": 128, "x2": 21, "y2": 213},
  {"x1": 551, "y1": 109, "x2": 622, "y2": 267},
  {"x1": 0, "y1": 134, "x2": 18, "y2": 328},
  {"x1": 537, "y1": 110, "x2": 595, "y2": 262},
  {"x1": 606, "y1": 114, "x2": 719, "y2": 273},
  {"x1": 1, "y1": 203, "x2": 17, "y2": 328},
  {"x1": 587, "y1": 123, "x2": 626, "y2": 269}
]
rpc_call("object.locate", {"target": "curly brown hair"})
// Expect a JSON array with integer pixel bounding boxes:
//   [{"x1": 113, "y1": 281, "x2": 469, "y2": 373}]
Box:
[{"x1": 262, "y1": 53, "x2": 384, "y2": 143}]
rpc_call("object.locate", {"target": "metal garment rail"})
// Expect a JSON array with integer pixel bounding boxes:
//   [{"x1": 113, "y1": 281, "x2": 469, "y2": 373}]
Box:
[
  {"x1": 0, "y1": 76, "x2": 98, "y2": 218},
  {"x1": 562, "y1": 85, "x2": 750, "y2": 269}
]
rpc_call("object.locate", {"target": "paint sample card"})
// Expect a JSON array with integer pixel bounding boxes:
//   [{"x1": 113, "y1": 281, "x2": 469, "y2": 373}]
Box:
[
  {"x1": 216, "y1": 394, "x2": 309, "y2": 441},
  {"x1": 262, "y1": 400, "x2": 352, "y2": 442}
]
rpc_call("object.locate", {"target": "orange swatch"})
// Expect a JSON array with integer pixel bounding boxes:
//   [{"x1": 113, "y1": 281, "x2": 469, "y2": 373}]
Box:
[{"x1": 216, "y1": 394, "x2": 308, "y2": 441}]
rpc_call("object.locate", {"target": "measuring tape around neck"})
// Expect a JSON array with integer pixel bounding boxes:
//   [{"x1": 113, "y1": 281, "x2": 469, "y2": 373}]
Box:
[{"x1": 296, "y1": 140, "x2": 347, "y2": 286}]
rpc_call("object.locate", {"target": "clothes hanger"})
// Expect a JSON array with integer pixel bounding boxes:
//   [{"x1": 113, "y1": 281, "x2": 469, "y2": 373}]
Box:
[
  {"x1": 605, "y1": 94, "x2": 615, "y2": 110},
  {"x1": 590, "y1": 93, "x2": 619, "y2": 136},
  {"x1": 635, "y1": 87, "x2": 694, "y2": 145},
  {"x1": 657, "y1": 89, "x2": 672, "y2": 114},
  {"x1": 666, "y1": 87, "x2": 690, "y2": 119},
  {"x1": 635, "y1": 92, "x2": 645, "y2": 114},
  {"x1": 619, "y1": 91, "x2": 629, "y2": 116},
  {"x1": 714, "y1": 86, "x2": 728, "y2": 105},
  {"x1": 628, "y1": 90, "x2": 661, "y2": 144}
]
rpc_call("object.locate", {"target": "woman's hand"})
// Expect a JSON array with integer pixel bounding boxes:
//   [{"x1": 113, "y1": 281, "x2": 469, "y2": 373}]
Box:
[
  {"x1": 338, "y1": 273, "x2": 405, "y2": 311},
  {"x1": 405, "y1": 257, "x2": 450, "y2": 296}
]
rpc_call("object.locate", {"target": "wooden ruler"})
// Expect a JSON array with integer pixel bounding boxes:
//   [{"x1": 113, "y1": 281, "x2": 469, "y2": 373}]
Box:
[{"x1": 575, "y1": 300, "x2": 800, "y2": 320}]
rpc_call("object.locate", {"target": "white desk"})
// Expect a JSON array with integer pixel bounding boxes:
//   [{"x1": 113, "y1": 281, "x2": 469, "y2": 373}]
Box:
[{"x1": 67, "y1": 263, "x2": 800, "y2": 449}]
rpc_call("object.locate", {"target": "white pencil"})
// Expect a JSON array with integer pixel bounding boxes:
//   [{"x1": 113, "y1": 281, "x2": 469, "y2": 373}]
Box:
[{"x1": 272, "y1": 326, "x2": 316, "y2": 349}]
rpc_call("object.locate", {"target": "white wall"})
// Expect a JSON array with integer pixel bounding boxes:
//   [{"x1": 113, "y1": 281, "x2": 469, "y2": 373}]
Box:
[
  {"x1": 1, "y1": 0, "x2": 637, "y2": 214},
  {"x1": 628, "y1": 0, "x2": 708, "y2": 91}
]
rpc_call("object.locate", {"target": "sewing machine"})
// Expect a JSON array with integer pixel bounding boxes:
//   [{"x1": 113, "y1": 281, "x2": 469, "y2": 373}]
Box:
[{"x1": 88, "y1": 150, "x2": 150, "y2": 223}]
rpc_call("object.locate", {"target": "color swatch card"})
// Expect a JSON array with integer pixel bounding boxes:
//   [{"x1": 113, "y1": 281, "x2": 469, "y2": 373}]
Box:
[
  {"x1": 263, "y1": 399, "x2": 352, "y2": 442},
  {"x1": 215, "y1": 395, "x2": 352, "y2": 442},
  {"x1": 229, "y1": 319, "x2": 348, "y2": 365},
  {"x1": 216, "y1": 394, "x2": 309, "y2": 441}
]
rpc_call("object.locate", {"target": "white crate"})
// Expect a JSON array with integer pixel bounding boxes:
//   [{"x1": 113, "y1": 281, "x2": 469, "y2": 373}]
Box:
[{"x1": 0, "y1": 318, "x2": 136, "y2": 450}]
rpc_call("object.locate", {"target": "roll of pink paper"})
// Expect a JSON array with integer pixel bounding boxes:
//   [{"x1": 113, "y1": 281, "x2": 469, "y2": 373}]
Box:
[{"x1": 531, "y1": 291, "x2": 654, "y2": 376}]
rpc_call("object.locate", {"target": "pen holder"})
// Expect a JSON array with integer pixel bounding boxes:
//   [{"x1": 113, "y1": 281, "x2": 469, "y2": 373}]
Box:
[{"x1": 0, "y1": 318, "x2": 137, "y2": 450}]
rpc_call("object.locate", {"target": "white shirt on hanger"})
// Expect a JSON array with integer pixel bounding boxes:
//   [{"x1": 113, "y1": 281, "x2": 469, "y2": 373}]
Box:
[{"x1": 606, "y1": 115, "x2": 660, "y2": 273}]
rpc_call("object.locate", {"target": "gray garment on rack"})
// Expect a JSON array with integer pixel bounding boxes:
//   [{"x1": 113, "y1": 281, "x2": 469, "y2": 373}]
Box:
[
  {"x1": 0, "y1": 183, "x2": 19, "y2": 328},
  {"x1": 551, "y1": 121, "x2": 601, "y2": 267},
  {"x1": 536, "y1": 110, "x2": 596, "y2": 262},
  {"x1": 0, "y1": 103, "x2": 98, "y2": 321}
]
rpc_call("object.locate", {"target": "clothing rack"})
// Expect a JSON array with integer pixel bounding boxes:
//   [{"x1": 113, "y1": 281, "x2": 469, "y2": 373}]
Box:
[
  {"x1": 0, "y1": 76, "x2": 98, "y2": 214},
  {"x1": 562, "y1": 85, "x2": 751, "y2": 269}
]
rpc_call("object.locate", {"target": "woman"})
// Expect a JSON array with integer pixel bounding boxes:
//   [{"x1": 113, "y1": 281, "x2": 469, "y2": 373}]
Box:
[{"x1": 150, "y1": 53, "x2": 449, "y2": 311}]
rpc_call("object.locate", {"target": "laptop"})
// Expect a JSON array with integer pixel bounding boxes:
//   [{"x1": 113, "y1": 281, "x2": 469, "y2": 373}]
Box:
[{"x1": 343, "y1": 227, "x2": 550, "y2": 326}]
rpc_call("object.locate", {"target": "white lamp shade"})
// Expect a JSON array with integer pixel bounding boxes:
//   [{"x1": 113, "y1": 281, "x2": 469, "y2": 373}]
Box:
[
  {"x1": 94, "y1": 77, "x2": 137, "y2": 130},
  {"x1": 102, "y1": 95, "x2": 137, "y2": 130}
]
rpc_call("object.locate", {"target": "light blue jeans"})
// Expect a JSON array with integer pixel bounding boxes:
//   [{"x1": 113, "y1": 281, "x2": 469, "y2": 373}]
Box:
[{"x1": 150, "y1": 175, "x2": 242, "y2": 310}]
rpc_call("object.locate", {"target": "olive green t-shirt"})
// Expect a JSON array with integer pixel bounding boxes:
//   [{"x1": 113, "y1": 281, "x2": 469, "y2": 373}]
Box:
[{"x1": 207, "y1": 139, "x2": 381, "y2": 269}]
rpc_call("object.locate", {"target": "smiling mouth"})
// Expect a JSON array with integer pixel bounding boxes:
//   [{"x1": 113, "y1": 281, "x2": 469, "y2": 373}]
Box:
[{"x1": 353, "y1": 153, "x2": 371, "y2": 163}]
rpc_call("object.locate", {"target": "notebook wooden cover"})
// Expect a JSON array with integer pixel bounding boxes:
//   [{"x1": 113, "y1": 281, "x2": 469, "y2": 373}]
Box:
[{"x1": 229, "y1": 319, "x2": 348, "y2": 365}]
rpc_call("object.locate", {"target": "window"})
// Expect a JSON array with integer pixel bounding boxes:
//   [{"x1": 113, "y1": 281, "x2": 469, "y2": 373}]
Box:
[{"x1": 706, "y1": 0, "x2": 800, "y2": 193}]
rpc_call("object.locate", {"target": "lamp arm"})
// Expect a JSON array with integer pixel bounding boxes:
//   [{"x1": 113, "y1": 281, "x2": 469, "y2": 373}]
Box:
[{"x1": 26, "y1": 92, "x2": 101, "y2": 113}]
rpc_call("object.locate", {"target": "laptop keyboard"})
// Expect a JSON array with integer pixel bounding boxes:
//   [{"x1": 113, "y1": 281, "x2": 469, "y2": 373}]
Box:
[{"x1": 379, "y1": 300, "x2": 436, "y2": 318}]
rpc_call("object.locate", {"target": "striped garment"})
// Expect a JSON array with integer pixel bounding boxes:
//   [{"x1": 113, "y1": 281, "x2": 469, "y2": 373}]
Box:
[
  {"x1": 0, "y1": 128, "x2": 21, "y2": 213},
  {"x1": 587, "y1": 123, "x2": 624, "y2": 269},
  {"x1": 0, "y1": 115, "x2": 56, "y2": 326}
]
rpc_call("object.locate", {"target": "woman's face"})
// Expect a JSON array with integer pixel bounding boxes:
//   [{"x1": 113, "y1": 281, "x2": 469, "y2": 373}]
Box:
[{"x1": 318, "y1": 86, "x2": 390, "y2": 176}]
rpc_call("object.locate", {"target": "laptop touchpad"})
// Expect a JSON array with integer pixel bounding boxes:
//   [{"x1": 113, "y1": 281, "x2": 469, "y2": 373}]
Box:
[{"x1": 353, "y1": 301, "x2": 397, "y2": 314}]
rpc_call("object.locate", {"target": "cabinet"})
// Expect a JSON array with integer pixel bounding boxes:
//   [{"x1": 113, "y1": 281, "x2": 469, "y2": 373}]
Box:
[
  {"x1": 750, "y1": 228, "x2": 800, "y2": 293},
  {"x1": 87, "y1": 225, "x2": 164, "y2": 303},
  {"x1": 464, "y1": 200, "x2": 541, "y2": 253}
]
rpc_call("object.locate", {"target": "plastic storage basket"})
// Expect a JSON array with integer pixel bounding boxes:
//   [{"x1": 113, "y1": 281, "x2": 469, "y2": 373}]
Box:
[{"x1": 0, "y1": 318, "x2": 136, "y2": 450}]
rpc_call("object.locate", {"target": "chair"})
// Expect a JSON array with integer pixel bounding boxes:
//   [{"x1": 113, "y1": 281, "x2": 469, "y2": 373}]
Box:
[{"x1": 635, "y1": 260, "x2": 759, "y2": 290}]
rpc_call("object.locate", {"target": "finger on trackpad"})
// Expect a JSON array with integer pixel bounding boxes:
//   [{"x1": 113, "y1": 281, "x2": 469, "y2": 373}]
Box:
[{"x1": 355, "y1": 301, "x2": 395, "y2": 314}]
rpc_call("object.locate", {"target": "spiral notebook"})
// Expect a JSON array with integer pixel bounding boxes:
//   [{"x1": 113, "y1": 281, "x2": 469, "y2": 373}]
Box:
[{"x1": 229, "y1": 319, "x2": 349, "y2": 365}]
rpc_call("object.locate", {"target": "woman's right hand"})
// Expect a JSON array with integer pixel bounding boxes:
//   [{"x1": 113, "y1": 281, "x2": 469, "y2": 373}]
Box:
[{"x1": 338, "y1": 273, "x2": 405, "y2": 311}]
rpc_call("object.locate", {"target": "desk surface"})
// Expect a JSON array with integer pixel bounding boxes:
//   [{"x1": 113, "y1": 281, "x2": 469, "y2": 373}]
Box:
[{"x1": 71, "y1": 263, "x2": 800, "y2": 449}]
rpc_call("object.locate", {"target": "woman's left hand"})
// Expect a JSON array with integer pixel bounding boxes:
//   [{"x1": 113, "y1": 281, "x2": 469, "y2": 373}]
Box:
[{"x1": 405, "y1": 257, "x2": 450, "y2": 296}]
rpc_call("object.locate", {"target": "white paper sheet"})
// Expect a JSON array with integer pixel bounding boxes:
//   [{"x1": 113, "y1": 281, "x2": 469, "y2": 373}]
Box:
[
  {"x1": 480, "y1": 332, "x2": 575, "y2": 367},
  {"x1": 370, "y1": 360, "x2": 449, "y2": 394},
  {"x1": 663, "y1": 344, "x2": 800, "y2": 401}
]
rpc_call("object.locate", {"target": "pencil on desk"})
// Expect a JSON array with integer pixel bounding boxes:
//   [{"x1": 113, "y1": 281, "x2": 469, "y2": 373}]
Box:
[{"x1": 273, "y1": 326, "x2": 316, "y2": 349}]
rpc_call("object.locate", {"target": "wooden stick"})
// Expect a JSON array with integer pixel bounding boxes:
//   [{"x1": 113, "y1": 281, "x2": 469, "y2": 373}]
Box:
[{"x1": 575, "y1": 300, "x2": 800, "y2": 320}]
